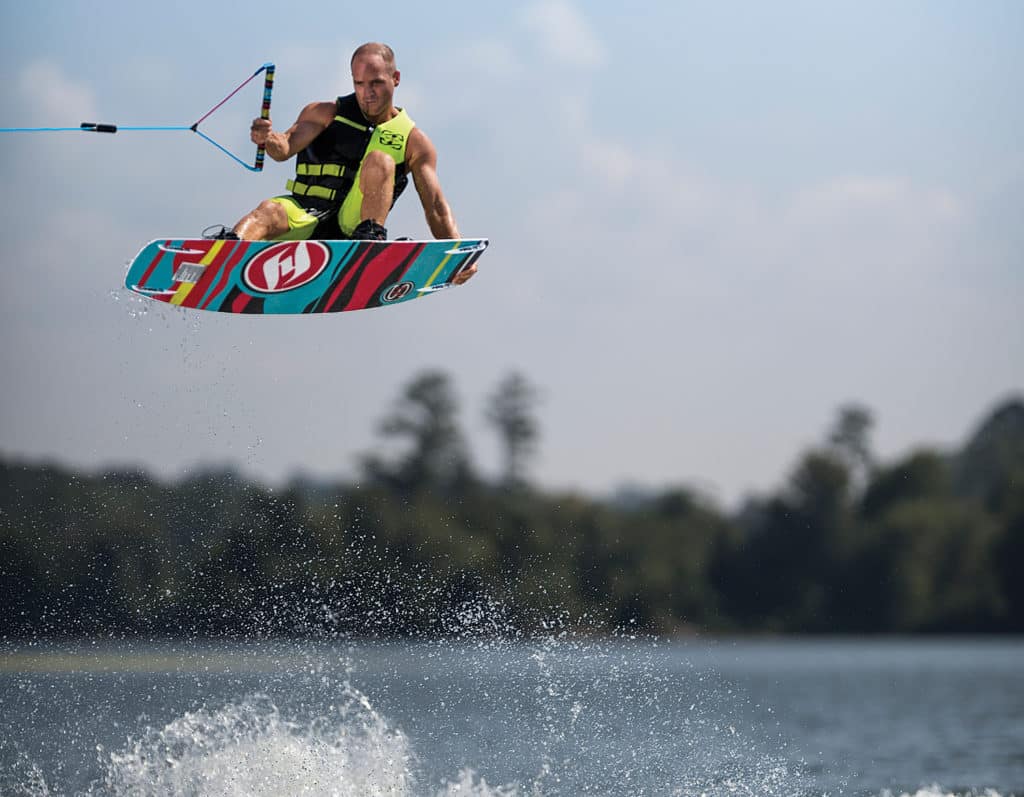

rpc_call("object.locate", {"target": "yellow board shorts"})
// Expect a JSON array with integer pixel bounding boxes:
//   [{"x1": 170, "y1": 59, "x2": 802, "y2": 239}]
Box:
[{"x1": 268, "y1": 196, "x2": 335, "y2": 241}]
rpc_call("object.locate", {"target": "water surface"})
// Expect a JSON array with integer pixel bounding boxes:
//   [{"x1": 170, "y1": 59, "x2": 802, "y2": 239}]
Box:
[{"x1": 1, "y1": 636, "x2": 1020, "y2": 796}]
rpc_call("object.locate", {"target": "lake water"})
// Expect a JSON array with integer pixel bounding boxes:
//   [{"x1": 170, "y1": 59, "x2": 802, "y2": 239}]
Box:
[{"x1": 1, "y1": 636, "x2": 1020, "y2": 796}]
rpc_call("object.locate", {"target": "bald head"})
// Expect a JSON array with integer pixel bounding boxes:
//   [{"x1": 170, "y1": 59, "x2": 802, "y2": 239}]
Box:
[
  {"x1": 351, "y1": 42, "x2": 396, "y2": 70},
  {"x1": 350, "y1": 42, "x2": 401, "y2": 124}
]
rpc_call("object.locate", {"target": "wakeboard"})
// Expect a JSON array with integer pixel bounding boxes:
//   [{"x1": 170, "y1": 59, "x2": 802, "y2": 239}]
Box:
[{"x1": 124, "y1": 237, "x2": 488, "y2": 314}]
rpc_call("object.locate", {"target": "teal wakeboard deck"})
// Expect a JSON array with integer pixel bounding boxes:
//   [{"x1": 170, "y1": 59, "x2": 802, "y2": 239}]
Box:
[{"x1": 125, "y1": 238, "x2": 488, "y2": 314}]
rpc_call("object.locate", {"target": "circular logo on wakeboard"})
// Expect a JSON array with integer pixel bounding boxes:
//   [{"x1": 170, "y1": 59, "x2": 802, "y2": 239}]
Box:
[
  {"x1": 242, "y1": 241, "x2": 331, "y2": 293},
  {"x1": 381, "y1": 281, "x2": 415, "y2": 303}
]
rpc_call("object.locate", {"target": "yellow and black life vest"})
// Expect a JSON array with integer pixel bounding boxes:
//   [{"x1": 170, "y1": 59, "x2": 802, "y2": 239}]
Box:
[{"x1": 286, "y1": 94, "x2": 414, "y2": 213}]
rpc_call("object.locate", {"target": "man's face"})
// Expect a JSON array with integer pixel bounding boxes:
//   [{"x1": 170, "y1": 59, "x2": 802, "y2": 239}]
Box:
[{"x1": 352, "y1": 54, "x2": 399, "y2": 121}]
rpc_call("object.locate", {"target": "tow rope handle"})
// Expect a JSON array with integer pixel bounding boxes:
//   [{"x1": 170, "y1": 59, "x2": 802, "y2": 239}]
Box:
[{"x1": 253, "y1": 63, "x2": 276, "y2": 171}]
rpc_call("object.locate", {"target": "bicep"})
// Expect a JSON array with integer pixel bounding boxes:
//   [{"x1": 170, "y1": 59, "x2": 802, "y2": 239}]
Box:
[{"x1": 282, "y1": 103, "x2": 332, "y2": 155}]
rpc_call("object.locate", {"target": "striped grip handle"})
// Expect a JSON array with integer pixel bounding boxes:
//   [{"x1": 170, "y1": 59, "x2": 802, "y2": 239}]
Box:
[{"x1": 254, "y1": 63, "x2": 275, "y2": 172}]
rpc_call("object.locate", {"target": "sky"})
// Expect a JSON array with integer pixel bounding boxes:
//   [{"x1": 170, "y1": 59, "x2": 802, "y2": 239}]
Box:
[{"x1": 0, "y1": 1, "x2": 1021, "y2": 507}]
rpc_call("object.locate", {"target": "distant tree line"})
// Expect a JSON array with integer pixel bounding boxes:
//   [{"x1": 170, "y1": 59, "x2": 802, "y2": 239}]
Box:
[{"x1": 2, "y1": 371, "x2": 1022, "y2": 638}]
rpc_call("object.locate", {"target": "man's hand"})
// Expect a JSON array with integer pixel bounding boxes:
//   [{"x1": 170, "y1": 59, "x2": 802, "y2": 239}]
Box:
[
  {"x1": 250, "y1": 117, "x2": 290, "y2": 161},
  {"x1": 250, "y1": 103, "x2": 335, "y2": 163},
  {"x1": 452, "y1": 262, "x2": 477, "y2": 285},
  {"x1": 250, "y1": 117, "x2": 273, "y2": 146}
]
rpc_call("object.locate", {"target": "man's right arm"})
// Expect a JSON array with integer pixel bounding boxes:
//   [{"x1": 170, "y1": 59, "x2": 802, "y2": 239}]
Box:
[{"x1": 250, "y1": 101, "x2": 336, "y2": 162}]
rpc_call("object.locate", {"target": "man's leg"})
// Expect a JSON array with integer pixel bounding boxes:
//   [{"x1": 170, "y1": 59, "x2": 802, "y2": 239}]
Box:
[
  {"x1": 233, "y1": 198, "x2": 291, "y2": 241},
  {"x1": 337, "y1": 152, "x2": 398, "y2": 239},
  {"x1": 357, "y1": 150, "x2": 396, "y2": 226}
]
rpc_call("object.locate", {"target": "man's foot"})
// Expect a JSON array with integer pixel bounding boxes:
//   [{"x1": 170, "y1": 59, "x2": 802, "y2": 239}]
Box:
[
  {"x1": 202, "y1": 225, "x2": 240, "y2": 240},
  {"x1": 350, "y1": 219, "x2": 387, "y2": 241}
]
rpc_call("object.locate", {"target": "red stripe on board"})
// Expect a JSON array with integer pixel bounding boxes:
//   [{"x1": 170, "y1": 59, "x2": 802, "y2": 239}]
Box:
[
  {"x1": 160, "y1": 241, "x2": 216, "y2": 296},
  {"x1": 178, "y1": 241, "x2": 246, "y2": 309},
  {"x1": 326, "y1": 242, "x2": 423, "y2": 312},
  {"x1": 156, "y1": 240, "x2": 217, "y2": 295},
  {"x1": 348, "y1": 242, "x2": 423, "y2": 308},
  {"x1": 137, "y1": 241, "x2": 170, "y2": 287},
  {"x1": 182, "y1": 242, "x2": 244, "y2": 309},
  {"x1": 231, "y1": 292, "x2": 252, "y2": 313},
  {"x1": 320, "y1": 244, "x2": 378, "y2": 311},
  {"x1": 171, "y1": 241, "x2": 216, "y2": 276},
  {"x1": 201, "y1": 242, "x2": 250, "y2": 310}
]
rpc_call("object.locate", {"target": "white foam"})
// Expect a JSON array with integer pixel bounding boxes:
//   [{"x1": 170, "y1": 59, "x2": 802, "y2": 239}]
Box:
[
  {"x1": 95, "y1": 688, "x2": 414, "y2": 796},
  {"x1": 434, "y1": 769, "x2": 523, "y2": 796},
  {"x1": 89, "y1": 686, "x2": 524, "y2": 797}
]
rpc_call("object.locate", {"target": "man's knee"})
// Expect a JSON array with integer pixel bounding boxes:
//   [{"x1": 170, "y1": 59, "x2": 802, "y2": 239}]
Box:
[
  {"x1": 256, "y1": 198, "x2": 284, "y2": 216},
  {"x1": 236, "y1": 198, "x2": 289, "y2": 240},
  {"x1": 361, "y1": 151, "x2": 396, "y2": 185}
]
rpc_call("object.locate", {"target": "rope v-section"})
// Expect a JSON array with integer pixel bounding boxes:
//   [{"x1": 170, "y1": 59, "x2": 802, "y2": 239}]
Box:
[{"x1": 0, "y1": 63, "x2": 275, "y2": 171}]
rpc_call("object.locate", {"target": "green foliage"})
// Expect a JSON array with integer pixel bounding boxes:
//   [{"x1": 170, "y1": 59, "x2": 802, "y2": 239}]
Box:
[
  {"x1": 954, "y1": 398, "x2": 1024, "y2": 515},
  {"x1": 860, "y1": 451, "x2": 951, "y2": 520},
  {"x1": 361, "y1": 370, "x2": 474, "y2": 495},
  {"x1": 2, "y1": 384, "x2": 1021, "y2": 638},
  {"x1": 854, "y1": 499, "x2": 1001, "y2": 630},
  {"x1": 828, "y1": 403, "x2": 875, "y2": 490}
]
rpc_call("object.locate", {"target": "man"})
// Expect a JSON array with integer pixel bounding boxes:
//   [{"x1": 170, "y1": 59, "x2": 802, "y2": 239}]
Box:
[{"x1": 229, "y1": 42, "x2": 476, "y2": 284}]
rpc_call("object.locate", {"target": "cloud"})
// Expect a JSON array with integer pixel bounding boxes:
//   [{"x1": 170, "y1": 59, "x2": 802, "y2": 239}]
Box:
[
  {"x1": 516, "y1": 114, "x2": 970, "y2": 323},
  {"x1": 456, "y1": 39, "x2": 528, "y2": 81},
  {"x1": 17, "y1": 60, "x2": 98, "y2": 123},
  {"x1": 789, "y1": 175, "x2": 961, "y2": 225},
  {"x1": 775, "y1": 175, "x2": 966, "y2": 280},
  {"x1": 546, "y1": 114, "x2": 966, "y2": 268},
  {"x1": 522, "y1": 0, "x2": 606, "y2": 70}
]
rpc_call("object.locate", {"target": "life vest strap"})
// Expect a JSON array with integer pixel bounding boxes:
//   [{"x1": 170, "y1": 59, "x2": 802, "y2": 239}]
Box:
[
  {"x1": 334, "y1": 115, "x2": 369, "y2": 132},
  {"x1": 296, "y1": 163, "x2": 346, "y2": 178},
  {"x1": 286, "y1": 178, "x2": 337, "y2": 201}
]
